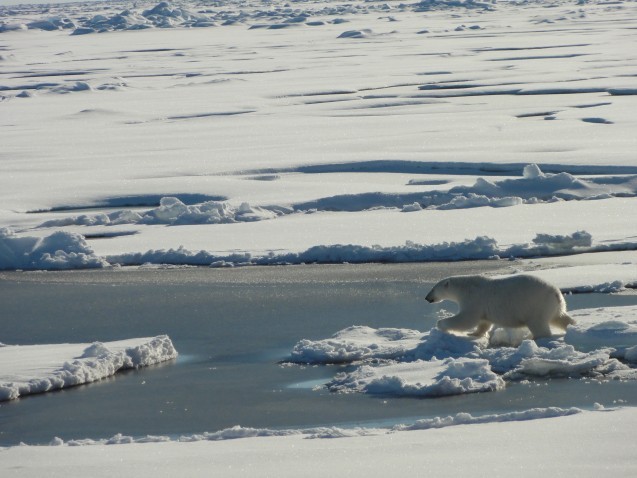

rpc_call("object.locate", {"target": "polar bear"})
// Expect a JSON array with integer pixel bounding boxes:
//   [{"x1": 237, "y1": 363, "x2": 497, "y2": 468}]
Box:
[{"x1": 425, "y1": 274, "x2": 574, "y2": 339}]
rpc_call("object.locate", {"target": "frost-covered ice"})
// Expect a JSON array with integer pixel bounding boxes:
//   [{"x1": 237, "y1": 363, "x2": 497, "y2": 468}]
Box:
[{"x1": 0, "y1": 336, "x2": 177, "y2": 401}]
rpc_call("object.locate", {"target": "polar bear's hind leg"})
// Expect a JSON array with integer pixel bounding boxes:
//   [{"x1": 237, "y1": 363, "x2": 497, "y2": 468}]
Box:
[
  {"x1": 469, "y1": 320, "x2": 493, "y2": 337},
  {"x1": 550, "y1": 312, "x2": 575, "y2": 331},
  {"x1": 527, "y1": 321, "x2": 553, "y2": 340}
]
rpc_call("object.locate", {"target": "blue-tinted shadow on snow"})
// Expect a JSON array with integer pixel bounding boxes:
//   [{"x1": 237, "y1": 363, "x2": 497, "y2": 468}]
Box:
[{"x1": 27, "y1": 194, "x2": 228, "y2": 214}]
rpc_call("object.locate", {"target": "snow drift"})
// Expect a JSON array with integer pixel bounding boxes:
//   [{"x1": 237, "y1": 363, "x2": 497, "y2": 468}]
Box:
[{"x1": 0, "y1": 228, "x2": 108, "y2": 271}]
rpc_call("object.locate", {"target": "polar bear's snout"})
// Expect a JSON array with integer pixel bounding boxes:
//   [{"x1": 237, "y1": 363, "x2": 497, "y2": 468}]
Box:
[{"x1": 425, "y1": 290, "x2": 437, "y2": 303}]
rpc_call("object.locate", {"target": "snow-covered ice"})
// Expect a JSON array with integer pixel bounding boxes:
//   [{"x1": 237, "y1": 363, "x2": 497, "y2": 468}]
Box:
[
  {"x1": 288, "y1": 304, "x2": 637, "y2": 397},
  {"x1": 567, "y1": 306, "x2": 637, "y2": 357},
  {"x1": 2, "y1": 407, "x2": 636, "y2": 477},
  {"x1": 289, "y1": 326, "x2": 427, "y2": 364},
  {"x1": 327, "y1": 357, "x2": 505, "y2": 397},
  {"x1": 0, "y1": 336, "x2": 177, "y2": 401},
  {"x1": 2, "y1": 0, "x2": 637, "y2": 473},
  {"x1": 1, "y1": 0, "x2": 637, "y2": 274}
]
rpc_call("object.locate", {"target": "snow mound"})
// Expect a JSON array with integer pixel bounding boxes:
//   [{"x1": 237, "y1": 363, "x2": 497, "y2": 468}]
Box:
[
  {"x1": 73, "y1": 2, "x2": 214, "y2": 34},
  {"x1": 288, "y1": 326, "x2": 427, "y2": 364},
  {"x1": 447, "y1": 164, "x2": 635, "y2": 203},
  {"x1": 35, "y1": 166, "x2": 637, "y2": 230},
  {"x1": 138, "y1": 230, "x2": 627, "y2": 266},
  {"x1": 412, "y1": 327, "x2": 488, "y2": 360},
  {"x1": 481, "y1": 340, "x2": 620, "y2": 377},
  {"x1": 413, "y1": 0, "x2": 495, "y2": 12},
  {"x1": 0, "y1": 336, "x2": 178, "y2": 401},
  {"x1": 327, "y1": 358, "x2": 505, "y2": 397},
  {"x1": 566, "y1": 306, "x2": 637, "y2": 357},
  {"x1": 26, "y1": 17, "x2": 75, "y2": 31},
  {"x1": 0, "y1": 228, "x2": 108, "y2": 271},
  {"x1": 41, "y1": 197, "x2": 284, "y2": 227},
  {"x1": 338, "y1": 29, "x2": 373, "y2": 39}
]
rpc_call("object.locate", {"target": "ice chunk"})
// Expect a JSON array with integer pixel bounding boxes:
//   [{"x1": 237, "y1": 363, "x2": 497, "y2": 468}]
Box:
[
  {"x1": 482, "y1": 340, "x2": 616, "y2": 377},
  {"x1": 327, "y1": 357, "x2": 504, "y2": 397},
  {"x1": 523, "y1": 164, "x2": 544, "y2": 179},
  {"x1": 288, "y1": 326, "x2": 426, "y2": 364},
  {"x1": 0, "y1": 228, "x2": 108, "y2": 271},
  {"x1": 412, "y1": 327, "x2": 487, "y2": 361},
  {"x1": 0, "y1": 336, "x2": 178, "y2": 401}
]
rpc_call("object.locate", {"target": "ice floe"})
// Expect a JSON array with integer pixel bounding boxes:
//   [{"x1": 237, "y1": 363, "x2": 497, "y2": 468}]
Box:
[
  {"x1": 0, "y1": 336, "x2": 178, "y2": 401},
  {"x1": 327, "y1": 357, "x2": 504, "y2": 397},
  {"x1": 288, "y1": 304, "x2": 637, "y2": 398}
]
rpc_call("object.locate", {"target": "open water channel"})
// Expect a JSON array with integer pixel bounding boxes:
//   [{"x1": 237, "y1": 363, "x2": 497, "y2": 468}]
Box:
[{"x1": 2, "y1": 263, "x2": 637, "y2": 445}]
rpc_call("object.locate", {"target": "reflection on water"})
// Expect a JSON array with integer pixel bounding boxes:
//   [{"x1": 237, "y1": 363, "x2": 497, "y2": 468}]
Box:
[{"x1": 1, "y1": 264, "x2": 636, "y2": 445}]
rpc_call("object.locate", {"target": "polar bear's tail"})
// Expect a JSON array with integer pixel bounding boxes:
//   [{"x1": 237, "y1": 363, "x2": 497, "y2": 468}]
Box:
[
  {"x1": 551, "y1": 312, "x2": 575, "y2": 331},
  {"x1": 550, "y1": 291, "x2": 575, "y2": 331},
  {"x1": 550, "y1": 291, "x2": 576, "y2": 331}
]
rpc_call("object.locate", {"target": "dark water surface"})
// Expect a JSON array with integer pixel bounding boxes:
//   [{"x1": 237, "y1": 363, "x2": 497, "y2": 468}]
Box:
[{"x1": 2, "y1": 263, "x2": 637, "y2": 445}]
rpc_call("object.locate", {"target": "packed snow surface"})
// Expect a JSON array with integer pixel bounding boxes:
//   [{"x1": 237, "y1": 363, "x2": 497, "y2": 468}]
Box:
[
  {"x1": 2, "y1": 407, "x2": 636, "y2": 477},
  {"x1": 0, "y1": 336, "x2": 178, "y2": 401},
  {"x1": 1, "y1": 0, "x2": 637, "y2": 272}
]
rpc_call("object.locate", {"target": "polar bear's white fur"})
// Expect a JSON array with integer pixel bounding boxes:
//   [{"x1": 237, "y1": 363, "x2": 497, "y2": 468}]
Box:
[{"x1": 425, "y1": 274, "x2": 574, "y2": 339}]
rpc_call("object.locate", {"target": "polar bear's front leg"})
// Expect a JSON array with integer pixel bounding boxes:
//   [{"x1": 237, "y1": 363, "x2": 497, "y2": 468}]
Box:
[{"x1": 436, "y1": 311, "x2": 480, "y2": 333}]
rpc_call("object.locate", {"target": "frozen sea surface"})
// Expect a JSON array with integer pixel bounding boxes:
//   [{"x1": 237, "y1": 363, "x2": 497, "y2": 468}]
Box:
[{"x1": 2, "y1": 263, "x2": 637, "y2": 446}]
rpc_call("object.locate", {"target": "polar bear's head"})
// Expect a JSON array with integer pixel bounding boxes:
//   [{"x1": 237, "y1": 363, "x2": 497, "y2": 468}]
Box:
[
  {"x1": 425, "y1": 278, "x2": 453, "y2": 303},
  {"x1": 426, "y1": 275, "x2": 486, "y2": 304}
]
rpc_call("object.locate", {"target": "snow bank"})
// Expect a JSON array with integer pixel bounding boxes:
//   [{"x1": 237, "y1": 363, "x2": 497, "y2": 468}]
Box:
[
  {"x1": 327, "y1": 358, "x2": 504, "y2": 397},
  {"x1": 33, "y1": 166, "x2": 637, "y2": 231},
  {"x1": 288, "y1": 326, "x2": 426, "y2": 364},
  {"x1": 4, "y1": 226, "x2": 635, "y2": 274},
  {"x1": 0, "y1": 228, "x2": 108, "y2": 271},
  {"x1": 111, "y1": 231, "x2": 636, "y2": 268},
  {"x1": 38, "y1": 406, "x2": 581, "y2": 446},
  {"x1": 0, "y1": 336, "x2": 177, "y2": 401},
  {"x1": 41, "y1": 197, "x2": 285, "y2": 227},
  {"x1": 393, "y1": 406, "x2": 581, "y2": 431},
  {"x1": 447, "y1": 164, "x2": 628, "y2": 203}
]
